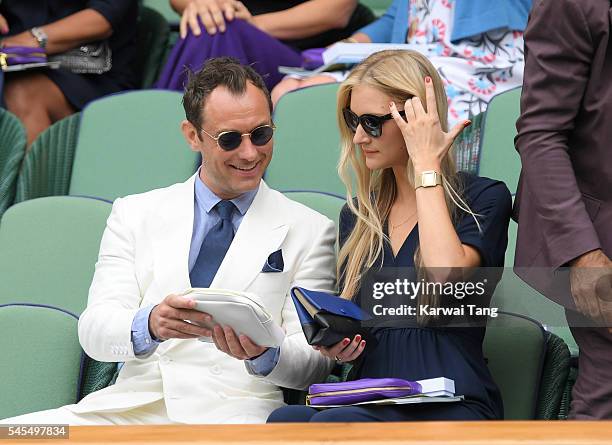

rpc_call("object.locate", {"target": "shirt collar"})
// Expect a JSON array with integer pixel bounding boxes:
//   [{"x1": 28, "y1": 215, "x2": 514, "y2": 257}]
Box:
[{"x1": 194, "y1": 169, "x2": 258, "y2": 216}]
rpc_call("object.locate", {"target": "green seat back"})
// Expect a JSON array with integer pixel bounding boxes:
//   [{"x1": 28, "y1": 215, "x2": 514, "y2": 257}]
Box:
[
  {"x1": 360, "y1": 0, "x2": 392, "y2": 16},
  {"x1": 267, "y1": 84, "x2": 345, "y2": 195},
  {"x1": 134, "y1": 6, "x2": 170, "y2": 88},
  {"x1": 0, "y1": 304, "x2": 82, "y2": 419},
  {"x1": 69, "y1": 90, "x2": 198, "y2": 201},
  {"x1": 143, "y1": 0, "x2": 180, "y2": 25},
  {"x1": 15, "y1": 113, "x2": 81, "y2": 202},
  {"x1": 0, "y1": 108, "x2": 26, "y2": 218},
  {"x1": 0, "y1": 197, "x2": 112, "y2": 314},
  {"x1": 478, "y1": 87, "x2": 522, "y2": 194},
  {"x1": 483, "y1": 312, "x2": 547, "y2": 419},
  {"x1": 282, "y1": 190, "x2": 345, "y2": 228}
]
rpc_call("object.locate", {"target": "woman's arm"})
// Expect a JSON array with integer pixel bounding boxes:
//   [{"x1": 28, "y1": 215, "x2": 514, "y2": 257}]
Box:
[
  {"x1": 0, "y1": 9, "x2": 112, "y2": 54},
  {"x1": 390, "y1": 78, "x2": 476, "y2": 270},
  {"x1": 253, "y1": 0, "x2": 358, "y2": 40}
]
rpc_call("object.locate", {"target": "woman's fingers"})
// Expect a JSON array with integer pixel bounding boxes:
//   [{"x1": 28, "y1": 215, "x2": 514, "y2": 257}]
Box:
[
  {"x1": 0, "y1": 14, "x2": 9, "y2": 35},
  {"x1": 389, "y1": 102, "x2": 408, "y2": 129},
  {"x1": 208, "y1": 3, "x2": 226, "y2": 32},
  {"x1": 424, "y1": 76, "x2": 439, "y2": 119},
  {"x1": 448, "y1": 120, "x2": 471, "y2": 142},
  {"x1": 344, "y1": 340, "x2": 366, "y2": 362},
  {"x1": 335, "y1": 335, "x2": 362, "y2": 361},
  {"x1": 411, "y1": 96, "x2": 426, "y2": 117}
]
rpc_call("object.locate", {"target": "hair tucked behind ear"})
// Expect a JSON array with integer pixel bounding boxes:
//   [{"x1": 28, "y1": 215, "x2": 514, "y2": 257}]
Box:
[{"x1": 336, "y1": 50, "x2": 480, "y2": 321}]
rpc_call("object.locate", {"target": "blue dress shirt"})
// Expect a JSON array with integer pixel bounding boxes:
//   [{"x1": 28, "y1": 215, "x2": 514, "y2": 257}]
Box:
[{"x1": 130, "y1": 174, "x2": 280, "y2": 375}]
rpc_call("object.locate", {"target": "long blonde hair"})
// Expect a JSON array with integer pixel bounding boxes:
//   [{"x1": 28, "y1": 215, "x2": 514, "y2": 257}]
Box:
[{"x1": 337, "y1": 50, "x2": 477, "y2": 307}]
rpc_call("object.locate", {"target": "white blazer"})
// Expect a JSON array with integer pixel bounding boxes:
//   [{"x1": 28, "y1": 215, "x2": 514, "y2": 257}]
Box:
[{"x1": 75, "y1": 175, "x2": 336, "y2": 423}]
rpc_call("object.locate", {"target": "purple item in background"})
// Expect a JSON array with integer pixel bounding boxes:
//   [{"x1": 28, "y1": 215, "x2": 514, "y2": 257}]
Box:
[
  {"x1": 0, "y1": 46, "x2": 47, "y2": 66},
  {"x1": 301, "y1": 48, "x2": 325, "y2": 70},
  {"x1": 307, "y1": 378, "x2": 423, "y2": 406},
  {"x1": 156, "y1": 19, "x2": 302, "y2": 92}
]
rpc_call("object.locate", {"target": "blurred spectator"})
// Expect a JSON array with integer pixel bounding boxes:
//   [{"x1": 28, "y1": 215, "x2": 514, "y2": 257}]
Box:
[
  {"x1": 514, "y1": 0, "x2": 612, "y2": 419},
  {"x1": 156, "y1": 0, "x2": 375, "y2": 90},
  {"x1": 272, "y1": 0, "x2": 530, "y2": 128},
  {"x1": 0, "y1": 0, "x2": 138, "y2": 145}
]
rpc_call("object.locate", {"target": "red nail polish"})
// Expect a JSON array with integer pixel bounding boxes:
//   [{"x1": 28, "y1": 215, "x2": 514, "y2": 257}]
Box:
[
  {"x1": 343, "y1": 338, "x2": 350, "y2": 345},
  {"x1": 361, "y1": 341, "x2": 366, "y2": 347},
  {"x1": 355, "y1": 335, "x2": 362, "y2": 342},
  {"x1": 465, "y1": 120, "x2": 472, "y2": 127},
  {"x1": 425, "y1": 76, "x2": 431, "y2": 83}
]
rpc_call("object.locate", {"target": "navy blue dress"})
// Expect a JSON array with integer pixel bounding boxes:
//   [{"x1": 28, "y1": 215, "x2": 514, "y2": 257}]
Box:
[
  {"x1": 268, "y1": 173, "x2": 512, "y2": 423},
  {"x1": 1, "y1": 0, "x2": 138, "y2": 109}
]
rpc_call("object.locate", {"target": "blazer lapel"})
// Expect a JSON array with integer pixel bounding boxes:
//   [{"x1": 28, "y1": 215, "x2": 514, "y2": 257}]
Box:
[
  {"x1": 211, "y1": 181, "x2": 288, "y2": 291},
  {"x1": 152, "y1": 175, "x2": 197, "y2": 297}
]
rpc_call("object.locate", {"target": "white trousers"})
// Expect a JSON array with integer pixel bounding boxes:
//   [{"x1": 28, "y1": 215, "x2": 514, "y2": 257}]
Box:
[{"x1": 0, "y1": 399, "x2": 176, "y2": 426}]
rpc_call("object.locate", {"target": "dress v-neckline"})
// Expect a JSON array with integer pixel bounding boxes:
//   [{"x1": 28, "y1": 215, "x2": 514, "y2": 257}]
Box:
[{"x1": 385, "y1": 222, "x2": 419, "y2": 264}]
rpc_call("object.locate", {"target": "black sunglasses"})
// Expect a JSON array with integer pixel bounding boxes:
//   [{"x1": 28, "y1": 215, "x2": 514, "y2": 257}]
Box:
[
  {"x1": 200, "y1": 124, "x2": 275, "y2": 151},
  {"x1": 342, "y1": 108, "x2": 406, "y2": 138}
]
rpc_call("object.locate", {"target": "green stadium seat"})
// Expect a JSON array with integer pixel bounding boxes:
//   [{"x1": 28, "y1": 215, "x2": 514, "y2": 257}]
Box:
[
  {"x1": 0, "y1": 196, "x2": 111, "y2": 315},
  {"x1": 134, "y1": 6, "x2": 171, "y2": 88},
  {"x1": 0, "y1": 108, "x2": 26, "y2": 219},
  {"x1": 0, "y1": 304, "x2": 82, "y2": 419},
  {"x1": 478, "y1": 87, "x2": 522, "y2": 194},
  {"x1": 16, "y1": 90, "x2": 198, "y2": 203},
  {"x1": 143, "y1": 0, "x2": 180, "y2": 26},
  {"x1": 268, "y1": 83, "x2": 345, "y2": 195},
  {"x1": 360, "y1": 0, "x2": 392, "y2": 16},
  {"x1": 282, "y1": 190, "x2": 345, "y2": 228},
  {"x1": 483, "y1": 311, "x2": 570, "y2": 419}
]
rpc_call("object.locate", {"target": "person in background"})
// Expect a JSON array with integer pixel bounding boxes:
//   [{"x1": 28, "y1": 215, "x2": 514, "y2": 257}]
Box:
[
  {"x1": 156, "y1": 0, "x2": 375, "y2": 91},
  {"x1": 272, "y1": 0, "x2": 530, "y2": 130},
  {"x1": 0, "y1": 0, "x2": 138, "y2": 145},
  {"x1": 268, "y1": 50, "x2": 511, "y2": 423},
  {"x1": 513, "y1": 0, "x2": 612, "y2": 419}
]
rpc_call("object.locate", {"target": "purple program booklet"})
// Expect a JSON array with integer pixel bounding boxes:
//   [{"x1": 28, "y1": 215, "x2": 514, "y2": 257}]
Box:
[{"x1": 307, "y1": 377, "x2": 458, "y2": 407}]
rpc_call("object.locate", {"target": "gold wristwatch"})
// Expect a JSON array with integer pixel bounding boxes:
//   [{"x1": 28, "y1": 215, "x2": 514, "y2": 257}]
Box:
[{"x1": 415, "y1": 170, "x2": 442, "y2": 189}]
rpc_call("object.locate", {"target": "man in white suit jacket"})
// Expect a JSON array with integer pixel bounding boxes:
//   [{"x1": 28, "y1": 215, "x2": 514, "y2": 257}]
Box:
[{"x1": 3, "y1": 58, "x2": 335, "y2": 424}]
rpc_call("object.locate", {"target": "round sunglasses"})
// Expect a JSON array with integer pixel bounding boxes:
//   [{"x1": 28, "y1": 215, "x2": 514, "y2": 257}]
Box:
[
  {"x1": 200, "y1": 124, "x2": 275, "y2": 151},
  {"x1": 342, "y1": 108, "x2": 406, "y2": 138}
]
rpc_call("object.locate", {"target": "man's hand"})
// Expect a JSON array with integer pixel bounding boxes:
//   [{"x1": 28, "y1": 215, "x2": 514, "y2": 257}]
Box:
[
  {"x1": 179, "y1": 0, "x2": 252, "y2": 38},
  {"x1": 211, "y1": 325, "x2": 267, "y2": 360},
  {"x1": 570, "y1": 249, "x2": 612, "y2": 330},
  {"x1": 149, "y1": 294, "x2": 213, "y2": 340}
]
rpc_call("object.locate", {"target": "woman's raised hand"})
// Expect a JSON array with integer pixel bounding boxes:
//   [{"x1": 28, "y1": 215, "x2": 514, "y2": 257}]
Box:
[{"x1": 389, "y1": 76, "x2": 470, "y2": 173}]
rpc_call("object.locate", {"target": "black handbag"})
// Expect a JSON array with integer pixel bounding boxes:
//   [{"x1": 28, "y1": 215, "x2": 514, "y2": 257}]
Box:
[
  {"x1": 49, "y1": 41, "x2": 112, "y2": 74},
  {"x1": 290, "y1": 287, "x2": 376, "y2": 348}
]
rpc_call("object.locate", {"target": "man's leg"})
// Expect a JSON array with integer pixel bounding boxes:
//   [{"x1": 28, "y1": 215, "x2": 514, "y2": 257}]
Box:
[
  {"x1": 567, "y1": 309, "x2": 612, "y2": 419},
  {"x1": 1, "y1": 399, "x2": 173, "y2": 425}
]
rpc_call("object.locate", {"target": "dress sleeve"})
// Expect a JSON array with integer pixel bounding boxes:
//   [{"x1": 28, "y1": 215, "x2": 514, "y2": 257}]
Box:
[
  {"x1": 455, "y1": 179, "x2": 512, "y2": 267},
  {"x1": 86, "y1": 0, "x2": 137, "y2": 30}
]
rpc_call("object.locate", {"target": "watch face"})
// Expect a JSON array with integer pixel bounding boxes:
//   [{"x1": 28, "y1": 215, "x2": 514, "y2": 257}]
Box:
[{"x1": 422, "y1": 171, "x2": 438, "y2": 187}]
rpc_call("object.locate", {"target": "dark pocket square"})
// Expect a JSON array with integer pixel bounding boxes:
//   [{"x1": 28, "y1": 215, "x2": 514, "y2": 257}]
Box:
[{"x1": 262, "y1": 249, "x2": 284, "y2": 273}]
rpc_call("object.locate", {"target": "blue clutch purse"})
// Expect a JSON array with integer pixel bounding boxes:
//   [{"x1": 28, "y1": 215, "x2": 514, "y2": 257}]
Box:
[{"x1": 290, "y1": 287, "x2": 373, "y2": 347}]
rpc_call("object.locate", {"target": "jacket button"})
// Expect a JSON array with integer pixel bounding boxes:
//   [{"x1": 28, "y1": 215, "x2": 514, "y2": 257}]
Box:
[{"x1": 210, "y1": 365, "x2": 221, "y2": 375}]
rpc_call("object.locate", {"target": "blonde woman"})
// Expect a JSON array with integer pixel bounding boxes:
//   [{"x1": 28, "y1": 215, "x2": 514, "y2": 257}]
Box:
[{"x1": 268, "y1": 50, "x2": 511, "y2": 422}]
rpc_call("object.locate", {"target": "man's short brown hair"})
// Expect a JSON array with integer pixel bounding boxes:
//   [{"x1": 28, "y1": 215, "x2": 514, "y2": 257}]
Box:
[{"x1": 182, "y1": 57, "x2": 273, "y2": 138}]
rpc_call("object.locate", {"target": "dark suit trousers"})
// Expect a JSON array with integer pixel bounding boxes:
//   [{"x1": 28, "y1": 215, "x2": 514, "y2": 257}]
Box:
[{"x1": 567, "y1": 309, "x2": 612, "y2": 419}]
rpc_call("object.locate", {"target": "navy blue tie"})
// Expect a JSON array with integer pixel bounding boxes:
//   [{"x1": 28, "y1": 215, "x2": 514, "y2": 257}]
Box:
[{"x1": 190, "y1": 200, "x2": 236, "y2": 288}]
